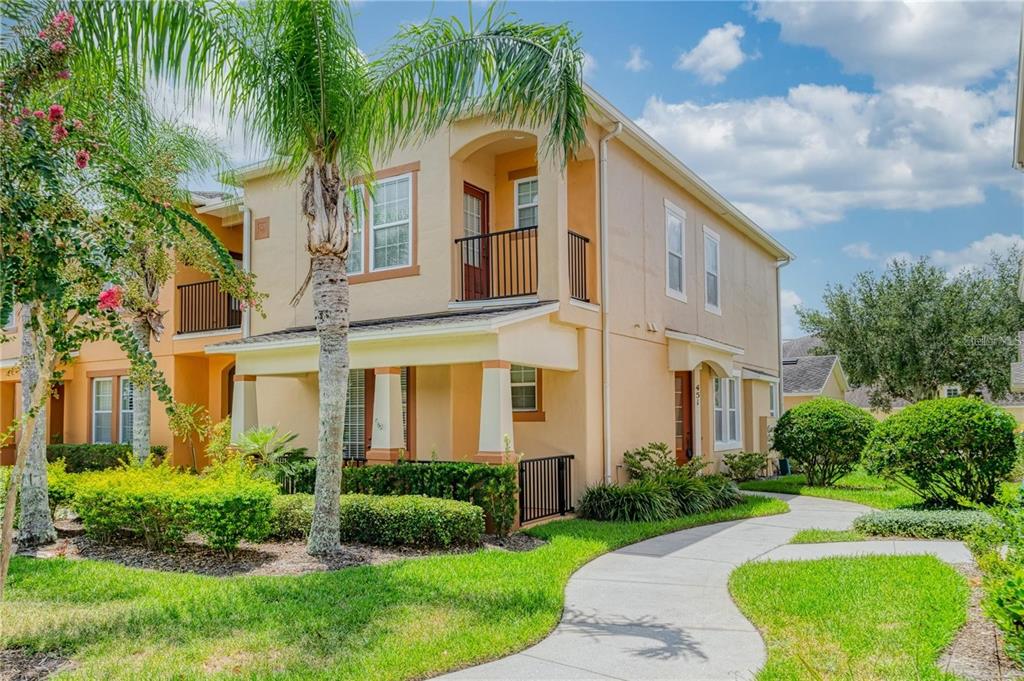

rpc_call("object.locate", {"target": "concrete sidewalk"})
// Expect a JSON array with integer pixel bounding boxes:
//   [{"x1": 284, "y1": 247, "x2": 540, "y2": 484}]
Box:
[{"x1": 438, "y1": 493, "x2": 973, "y2": 681}]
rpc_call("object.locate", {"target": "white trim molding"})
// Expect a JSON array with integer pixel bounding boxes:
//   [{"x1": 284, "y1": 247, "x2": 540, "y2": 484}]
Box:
[{"x1": 665, "y1": 330, "x2": 744, "y2": 356}]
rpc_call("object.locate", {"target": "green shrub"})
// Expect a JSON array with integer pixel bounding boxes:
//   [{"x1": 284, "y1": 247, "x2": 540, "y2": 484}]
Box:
[
  {"x1": 853, "y1": 509, "x2": 995, "y2": 539},
  {"x1": 863, "y1": 398, "x2": 1017, "y2": 506},
  {"x1": 71, "y1": 462, "x2": 276, "y2": 552},
  {"x1": 771, "y1": 397, "x2": 876, "y2": 486},
  {"x1": 722, "y1": 451, "x2": 769, "y2": 482},
  {"x1": 1, "y1": 460, "x2": 77, "y2": 522},
  {"x1": 269, "y1": 493, "x2": 314, "y2": 540},
  {"x1": 337, "y1": 494, "x2": 483, "y2": 548},
  {"x1": 576, "y1": 480, "x2": 679, "y2": 522},
  {"x1": 662, "y1": 474, "x2": 712, "y2": 515},
  {"x1": 231, "y1": 426, "x2": 315, "y2": 494},
  {"x1": 702, "y1": 474, "x2": 744, "y2": 509},
  {"x1": 342, "y1": 460, "x2": 516, "y2": 534},
  {"x1": 969, "y1": 493, "x2": 1024, "y2": 665},
  {"x1": 47, "y1": 443, "x2": 167, "y2": 473},
  {"x1": 622, "y1": 442, "x2": 678, "y2": 481}
]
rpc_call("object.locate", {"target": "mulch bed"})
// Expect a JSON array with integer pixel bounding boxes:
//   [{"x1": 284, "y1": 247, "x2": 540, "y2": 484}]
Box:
[
  {"x1": 939, "y1": 563, "x2": 1023, "y2": 680},
  {"x1": 0, "y1": 649, "x2": 74, "y2": 681},
  {"x1": 14, "y1": 520, "x2": 545, "y2": 578}
]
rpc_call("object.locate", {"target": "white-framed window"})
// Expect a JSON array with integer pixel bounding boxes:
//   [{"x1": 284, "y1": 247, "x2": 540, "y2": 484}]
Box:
[
  {"x1": 703, "y1": 226, "x2": 721, "y2": 314},
  {"x1": 769, "y1": 382, "x2": 779, "y2": 417},
  {"x1": 665, "y1": 201, "x2": 686, "y2": 302},
  {"x1": 119, "y1": 377, "x2": 134, "y2": 444},
  {"x1": 463, "y1": 190, "x2": 483, "y2": 267},
  {"x1": 91, "y1": 377, "x2": 114, "y2": 444},
  {"x1": 514, "y1": 177, "x2": 539, "y2": 230},
  {"x1": 346, "y1": 185, "x2": 365, "y2": 275},
  {"x1": 510, "y1": 364, "x2": 538, "y2": 411},
  {"x1": 944, "y1": 385, "x2": 961, "y2": 398},
  {"x1": 713, "y1": 375, "x2": 741, "y2": 449},
  {"x1": 370, "y1": 173, "x2": 412, "y2": 271},
  {"x1": 343, "y1": 370, "x2": 365, "y2": 459}
]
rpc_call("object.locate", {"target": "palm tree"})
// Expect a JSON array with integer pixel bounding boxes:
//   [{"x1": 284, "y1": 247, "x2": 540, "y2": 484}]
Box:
[{"x1": 84, "y1": 0, "x2": 588, "y2": 554}]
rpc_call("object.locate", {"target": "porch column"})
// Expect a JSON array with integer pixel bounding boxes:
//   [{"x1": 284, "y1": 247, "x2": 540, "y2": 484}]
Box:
[
  {"x1": 536, "y1": 155, "x2": 569, "y2": 302},
  {"x1": 230, "y1": 375, "x2": 258, "y2": 441},
  {"x1": 366, "y1": 367, "x2": 405, "y2": 465},
  {"x1": 475, "y1": 360, "x2": 514, "y2": 464}
]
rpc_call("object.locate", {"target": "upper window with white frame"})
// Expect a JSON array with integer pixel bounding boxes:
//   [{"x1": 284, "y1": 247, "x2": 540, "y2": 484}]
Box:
[
  {"x1": 703, "y1": 226, "x2": 721, "y2": 313},
  {"x1": 346, "y1": 185, "x2": 365, "y2": 275},
  {"x1": 370, "y1": 174, "x2": 412, "y2": 271},
  {"x1": 665, "y1": 202, "x2": 686, "y2": 301},
  {"x1": 515, "y1": 178, "x2": 539, "y2": 230},
  {"x1": 713, "y1": 375, "x2": 741, "y2": 449}
]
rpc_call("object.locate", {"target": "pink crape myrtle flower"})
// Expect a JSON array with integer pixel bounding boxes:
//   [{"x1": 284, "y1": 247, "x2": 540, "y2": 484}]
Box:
[
  {"x1": 50, "y1": 41, "x2": 66, "y2": 54},
  {"x1": 51, "y1": 10, "x2": 75, "y2": 35},
  {"x1": 32, "y1": 110, "x2": 44, "y2": 119},
  {"x1": 72, "y1": 119, "x2": 83, "y2": 130},
  {"x1": 48, "y1": 104, "x2": 64, "y2": 122},
  {"x1": 56, "y1": 70, "x2": 70, "y2": 80},
  {"x1": 51, "y1": 125, "x2": 67, "y2": 143},
  {"x1": 75, "y1": 149, "x2": 90, "y2": 169},
  {"x1": 97, "y1": 286, "x2": 122, "y2": 311}
]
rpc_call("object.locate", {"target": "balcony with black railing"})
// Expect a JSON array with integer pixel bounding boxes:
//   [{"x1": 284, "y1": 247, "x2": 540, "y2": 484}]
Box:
[{"x1": 176, "y1": 280, "x2": 241, "y2": 335}]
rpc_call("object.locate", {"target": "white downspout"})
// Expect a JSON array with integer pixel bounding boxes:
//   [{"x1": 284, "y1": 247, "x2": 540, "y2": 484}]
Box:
[
  {"x1": 242, "y1": 206, "x2": 252, "y2": 338},
  {"x1": 600, "y1": 122, "x2": 622, "y2": 483}
]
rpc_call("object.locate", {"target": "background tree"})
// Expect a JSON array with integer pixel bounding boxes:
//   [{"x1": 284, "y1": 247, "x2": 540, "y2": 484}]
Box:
[
  {"x1": 799, "y1": 251, "x2": 1024, "y2": 410},
  {"x1": 92, "y1": 0, "x2": 589, "y2": 554}
]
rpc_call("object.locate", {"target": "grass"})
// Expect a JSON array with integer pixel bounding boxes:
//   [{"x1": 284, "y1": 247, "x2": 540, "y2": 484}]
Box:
[
  {"x1": 739, "y1": 469, "x2": 922, "y2": 509},
  {"x1": 2, "y1": 496, "x2": 787, "y2": 680},
  {"x1": 789, "y1": 528, "x2": 867, "y2": 544},
  {"x1": 730, "y1": 555, "x2": 968, "y2": 680}
]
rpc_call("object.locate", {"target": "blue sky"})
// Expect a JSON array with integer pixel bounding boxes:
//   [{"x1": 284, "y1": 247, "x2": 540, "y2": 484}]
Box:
[{"x1": 183, "y1": 1, "x2": 1024, "y2": 336}]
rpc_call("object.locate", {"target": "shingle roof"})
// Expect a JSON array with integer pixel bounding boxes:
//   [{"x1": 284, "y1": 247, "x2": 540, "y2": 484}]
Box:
[
  {"x1": 782, "y1": 354, "x2": 838, "y2": 394},
  {"x1": 782, "y1": 335, "x2": 825, "y2": 358},
  {"x1": 207, "y1": 301, "x2": 555, "y2": 350}
]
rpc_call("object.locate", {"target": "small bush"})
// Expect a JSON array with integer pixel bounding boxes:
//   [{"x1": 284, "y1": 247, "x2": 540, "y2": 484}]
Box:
[
  {"x1": 269, "y1": 493, "x2": 314, "y2": 540},
  {"x1": 771, "y1": 397, "x2": 876, "y2": 486},
  {"x1": 47, "y1": 443, "x2": 167, "y2": 473},
  {"x1": 863, "y1": 398, "x2": 1017, "y2": 506},
  {"x1": 662, "y1": 474, "x2": 713, "y2": 515},
  {"x1": 722, "y1": 451, "x2": 768, "y2": 482},
  {"x1": 703, "y1": 474, "x2": 744, "y2": 509},
  {"x1": 968, "y1": 494, "x2": 1024, "y2": 665},
  {"x1": 342, "y1": 460, "x2": 516, "y2": 534},
  {"x1": 622, "y1": 442, "x2": 677, "y2": 481},
  {"x1": 338, "y1": 494, "x2": 483, "y2": 548},
  {"x1": 577, "y1": 480, "x2": 679, "y2": 522},
  {"x1": 853, "y1": 509, "x2": 995, "y2": 539}
]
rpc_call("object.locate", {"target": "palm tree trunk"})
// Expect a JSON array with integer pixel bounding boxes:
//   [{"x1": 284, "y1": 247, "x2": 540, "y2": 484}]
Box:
[
  {"x1": 307, "y1": 253, "x2": 349, "y2": 555},
  {"x1": 130, "y1": 316, "x2": 151, "y2": 463},
  {"x1": 16, "y1": 307, "x2": 55, "y2": 547}
]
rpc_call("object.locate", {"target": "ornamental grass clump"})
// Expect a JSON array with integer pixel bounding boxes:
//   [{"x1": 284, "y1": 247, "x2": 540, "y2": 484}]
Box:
[
  {"x1": 577, "y1": 480, "x2": 679, "y2": 522},
  {"x1": 771, "y1": 397, "x2": 877, "y2": 486}
]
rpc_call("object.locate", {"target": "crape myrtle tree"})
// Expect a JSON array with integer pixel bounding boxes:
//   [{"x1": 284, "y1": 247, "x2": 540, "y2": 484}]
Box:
[
  {"x1": 90, "y1": 0, "x2": 589, "y2": 554},
  {"x1": 0, "y1": 8, "x2": 254, "y2": 594}
]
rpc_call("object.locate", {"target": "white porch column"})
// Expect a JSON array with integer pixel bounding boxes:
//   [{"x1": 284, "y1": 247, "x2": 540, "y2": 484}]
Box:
[
  {"x1": 476, "y1": 360, "x2": 514, "y2": 463},
  {"x1": 230, "y1": 375, "x2": 258, "y2": 441},
  {"x1": 536, "y1": 155, "x2": 569, "y2": 303},
  {"x1": 366, "y1": 367, "x2": 405, "y2": 465}
]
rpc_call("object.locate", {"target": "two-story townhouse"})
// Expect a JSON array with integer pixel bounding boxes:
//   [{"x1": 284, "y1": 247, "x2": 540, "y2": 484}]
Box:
[
  {"x1": 0, "y1": 193, "x2": 244, "y2": 465},
  {"x1": 205, "y1": 86, "x2": 792, "y2": 504}
]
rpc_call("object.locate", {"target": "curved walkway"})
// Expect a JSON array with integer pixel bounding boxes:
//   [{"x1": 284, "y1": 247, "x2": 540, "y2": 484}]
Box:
[{"x1": 440, "y1": 493, "x2": 972, "y2": 681}]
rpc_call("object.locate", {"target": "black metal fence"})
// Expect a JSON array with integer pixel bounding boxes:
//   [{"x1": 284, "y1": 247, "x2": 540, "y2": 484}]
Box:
[
  {"x1": 519, "y1": 454, "x2": 574, "y2": 524},
  {"x1": 177, "y1": 280, "x2": 242, "y2": 334},
  {"x1": 568, "y1": 231, "x2": 590, "y2": 302},
  {"x1": 455, "y1": 226, "x2": 538, "y2": 301}
]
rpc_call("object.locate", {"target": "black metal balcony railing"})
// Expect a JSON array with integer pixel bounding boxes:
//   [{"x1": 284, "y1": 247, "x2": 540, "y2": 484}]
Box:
[
  {"x1": 568, "y1": 231, "x2": 590, "y2": 303},
  {"x1": 455, "y1": 226, "x2": 538, "y2": 301},
  {"x1": 176, "y1": 280, "x2": 241, "y2": 335}
]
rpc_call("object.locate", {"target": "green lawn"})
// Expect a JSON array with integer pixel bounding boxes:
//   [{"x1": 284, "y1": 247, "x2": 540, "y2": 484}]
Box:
[
  {"x1": 730, "y1": 555, "x2": 968, "y2": 680},
  {"x1": 739, "y1": 469, "x2": 922, "y2": 509},
  {"x1": 789, "y1": 528, "x2": 867, "y2": 544},
  {"x1": 3, "y1": 496, "x2": 787, "y2": 680}
]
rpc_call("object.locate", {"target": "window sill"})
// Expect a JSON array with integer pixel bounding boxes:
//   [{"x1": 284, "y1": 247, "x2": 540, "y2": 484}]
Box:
[
  {"x1": 713, "y1": 440, "x2": 742, "y2": 452},
  {"x1": 349, "y1": 265, "x2": 420, "y2": 285},
  {"x1": 704, "y1": 303, "x2": 722, "y2": 316},
  {"x1": 513, "y1": 410, "x2": 546, "y2": 422}
]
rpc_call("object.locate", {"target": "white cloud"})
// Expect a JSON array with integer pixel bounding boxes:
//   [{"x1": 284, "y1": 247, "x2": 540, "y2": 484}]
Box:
[
  {"x1": 930, "y1": 233, "x2": 1024, "y2": 276},
  {"x1": 583, "y1": 52, "x2": 598, "y2": 79},
  {"x1": 753, "y1": 1, "x2": 1020, "y2": 87},
  {"x1": 842, "y1": 242, "x2": 877, "y2": 260},
  {"x1": 625, "y1": 46, "x2": 651, "y2": 73},
  {"x1": 780, "y1": 288, "x2": 803, "y2": 338},
  {"x1": 635, "y1": 77, "x2": 1021, "y2": 230},
  {"x1": 675, "y1": 22, "x2": 748, "y2": 85}
]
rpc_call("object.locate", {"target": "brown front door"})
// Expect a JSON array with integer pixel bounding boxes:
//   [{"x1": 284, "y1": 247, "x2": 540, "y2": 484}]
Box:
[
  {"x1": 675, "y1": 371, "x2": 694, "y2": 464},
  {"x1": 48, "y1": 382, "x2": 65, "y2": 444},
  {"x1": 462, "y1": 183, "x2": 490, "y2": 300}
]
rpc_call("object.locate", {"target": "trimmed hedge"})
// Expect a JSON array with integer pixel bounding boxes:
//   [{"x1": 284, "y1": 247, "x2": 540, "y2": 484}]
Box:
[
  {"x1": 771, "y1": 397, "x2": 877, "y2": 486},
  {"x1": 342, "y1": 461, "x2": 517, "y2": 535},
  {"x1": 864, "y1": 398, "x2": 1017, "y2": 506},
  {"x1": 853, "y1": 509, "x2": 995, "y2": 539},
  {"x1": 269, "y1": 493, "x2": 314, "y2": 540},
  {"x1": 47, "y1": 443, "x2": 167, "y2": 472},
  {"x1": 338, "y1": 494, "x2": 483, "y2": 548},
  {"x1": 71, "y1": 464, "x2": 276, "y2": 552}
]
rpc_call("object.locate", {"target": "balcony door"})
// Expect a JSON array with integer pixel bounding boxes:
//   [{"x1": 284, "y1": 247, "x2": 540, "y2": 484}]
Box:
[{"x1": 462, "y1": 183, "x2": 490, "y2": 300}]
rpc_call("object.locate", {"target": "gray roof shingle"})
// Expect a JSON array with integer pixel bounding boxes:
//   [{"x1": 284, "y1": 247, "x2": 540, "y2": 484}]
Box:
[
  {"x1": 782, "y1": 354, "x2": 838, "y2": 394},
  {"x1": 782, "y1": 335, "x2": 825, "y2": 358}
]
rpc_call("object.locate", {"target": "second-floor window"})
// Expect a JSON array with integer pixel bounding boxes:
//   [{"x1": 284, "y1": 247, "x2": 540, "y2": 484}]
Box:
[
  {"x1": 704, "y1": 226, "x2": 721, "y2": 314},
  {"x1": 370, "y1": 174, "x2": 412, "y2": 271},
  {"x1": 515, "y1": 177, "x2": 539, "y2": 229},
  {"x1": 665, "y1": 202, "x2": 686, "y2": 301},
  {"x1": 347, "y1": 185, "x2": 365, "y2": 275},
  {"x1": 769, "y1": 383, "x2": 779, "y2": 417}
]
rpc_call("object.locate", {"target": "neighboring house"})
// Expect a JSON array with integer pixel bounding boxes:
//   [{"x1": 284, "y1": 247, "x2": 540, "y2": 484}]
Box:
[
  {"x1": 0, "y1": 193, "x2": 244, "y2": 465},
  {"x1": 781, "y1": 336, "x2": 849, "y2": 409},
  {"x1": 848, "y1": 383, "x2": 1024, "y2": 425},
  {"x1": 202, "y1": 84, "x2": 791, "y2": 496}
]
